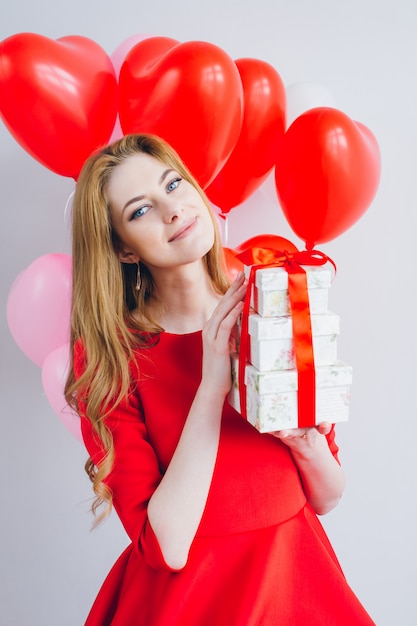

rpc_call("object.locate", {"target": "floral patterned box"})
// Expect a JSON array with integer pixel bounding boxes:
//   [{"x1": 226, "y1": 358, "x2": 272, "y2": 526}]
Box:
[
  {"x1": 247, "y1": 311, "x2": 340, "y2": 372},
  {"x1": 228, "y1": 354, "x2": 352, "y2": 432},
  {"x1": 245, "y1": 265, "x2": 332, "y2": 317}
]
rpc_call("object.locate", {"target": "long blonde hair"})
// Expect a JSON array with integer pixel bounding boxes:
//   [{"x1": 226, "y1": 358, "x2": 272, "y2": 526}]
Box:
[{"x1": 65, "y1": 134, "x2": 230, "y2": 523}]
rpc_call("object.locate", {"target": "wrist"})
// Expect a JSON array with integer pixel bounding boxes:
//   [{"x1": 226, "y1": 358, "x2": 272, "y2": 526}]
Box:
[
  {"x1": 194, "y1": 382, "x2": 226, "y2": 411},
  {"x1": 289, "y1": 431, "x2": 329, "y2": 463}
]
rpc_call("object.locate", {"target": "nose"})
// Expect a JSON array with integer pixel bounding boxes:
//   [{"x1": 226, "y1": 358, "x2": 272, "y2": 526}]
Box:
[{"x1": 160, "y1": 197, "x2": 183, "y2": 223}]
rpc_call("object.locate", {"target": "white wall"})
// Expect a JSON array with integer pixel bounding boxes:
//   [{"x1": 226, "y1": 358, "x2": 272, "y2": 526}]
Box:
[{"x1": 1, "y1": 1, "x2": 416, "y2": 624}]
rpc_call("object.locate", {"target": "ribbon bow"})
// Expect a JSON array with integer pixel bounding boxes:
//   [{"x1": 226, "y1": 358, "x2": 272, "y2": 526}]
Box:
[{"x1": 235, "y1": 247, "x2": 336, "y2": 429}]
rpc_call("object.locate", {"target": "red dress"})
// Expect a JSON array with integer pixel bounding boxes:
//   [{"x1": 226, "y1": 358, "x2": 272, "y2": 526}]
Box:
[{"x1": 74, "y1": 331, "x2": 375, "y2": 626}]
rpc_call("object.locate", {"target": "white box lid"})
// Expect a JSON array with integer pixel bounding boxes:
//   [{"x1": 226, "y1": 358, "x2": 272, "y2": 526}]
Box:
[
  {"x1": 245, "y1": 264, "x2": 332, "y2": 291},
  {"x1": 248, "y1": 311, "x2": 340, "y2": 340},
  {"x1": 245, "y1": 360, "x2": 353, "y2": 394}
]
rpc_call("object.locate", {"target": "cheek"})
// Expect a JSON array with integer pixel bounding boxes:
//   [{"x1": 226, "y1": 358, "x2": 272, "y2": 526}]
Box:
[
  {"x1": 197, "y1": 220, "x2": 216, "y2": 257},
  {"x1": 118, "y1": 221, "x2": 160, "y2": 253},
  {"x1": 204, "y1": 215, "x2": 216, "y2": 244}
]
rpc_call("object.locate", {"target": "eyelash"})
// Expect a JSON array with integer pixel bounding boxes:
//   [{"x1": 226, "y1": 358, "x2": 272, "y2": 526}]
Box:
[
  {"x1": 167, "y1": 177, "x2": 182, "y2": 193},
  {"x1": 129, "y1": 205, "x2": 147, "y2": 220},
  {"x1": 129, "y1": 177, "x2": 183, "y2": 220}
]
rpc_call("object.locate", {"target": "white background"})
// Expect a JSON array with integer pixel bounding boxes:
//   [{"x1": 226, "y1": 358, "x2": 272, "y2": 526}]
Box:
[{"x1": 1, "y1": 1, "x2": 416, "y2": 624}]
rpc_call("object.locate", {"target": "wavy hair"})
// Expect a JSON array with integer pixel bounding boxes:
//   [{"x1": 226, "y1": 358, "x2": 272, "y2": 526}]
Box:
[{"x1": 64, "y1": 134, "x2": 230, "y2": 524}]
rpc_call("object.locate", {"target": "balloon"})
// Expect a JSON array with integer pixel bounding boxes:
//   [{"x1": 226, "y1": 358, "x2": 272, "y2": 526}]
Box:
[
  {"x1": 223, "y1": 235, "x2": 297, "y2": 279},
  {"x1": 110, "y1": 33, "x2": 154, "y2": 77},
  {"x1": 222, "y1": 247, "x2": 244, "y2": 280},
  {"x1": 109, "y1": 110, "x2": 125, "y2": 145},
  {"x1": 119, "y1": 37, "x2": 244, "y2": 188},
  {"x1": 285, "y1": 81, "x2": 336, "y2": 128},
  {"x1": 275, "y1": 107, "x2": 381, "y2": 248},
  {"x1": 109, "y1": 33, "x2": 154, "y2": 143},
  {"x1": 0, "y1": 33, "x2": 118, "y2": 179},
  {"x1": 205, "y1": 58, "x2": 286, "y2": 213},
  {"x1": 42, "y1": 344, "x2": 82, "y2": 443},
  {"x1": 7, "y1": 254, "x2": 72, "y2": 366},
  {"x1": 234, "y1": 234, "x2": 299, "y2": 256}
]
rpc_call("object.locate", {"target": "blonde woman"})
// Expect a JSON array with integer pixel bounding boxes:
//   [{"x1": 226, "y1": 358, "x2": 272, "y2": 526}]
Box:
[{"x1": 65, "y1": 134, "x2": 375, "y2": 625}]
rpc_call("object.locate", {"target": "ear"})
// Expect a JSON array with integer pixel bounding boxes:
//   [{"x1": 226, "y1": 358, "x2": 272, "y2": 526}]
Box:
[{"x1": 118, "y1": 248, "x2": 140, "y2": 264}]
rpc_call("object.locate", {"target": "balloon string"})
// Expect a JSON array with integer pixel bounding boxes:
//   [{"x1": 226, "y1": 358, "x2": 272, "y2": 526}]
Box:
[
  {"x1": 222, "y1": 213, "x2": 229, "y2": 246},
  {"x1": 64, "y1": 189, "x2": 75, "y2": 225}
]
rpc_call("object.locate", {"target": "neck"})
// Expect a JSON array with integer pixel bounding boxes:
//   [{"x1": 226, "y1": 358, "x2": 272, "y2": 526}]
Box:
[{"x1": 145, "y1": 262, "x2": 221, "y2": 334}]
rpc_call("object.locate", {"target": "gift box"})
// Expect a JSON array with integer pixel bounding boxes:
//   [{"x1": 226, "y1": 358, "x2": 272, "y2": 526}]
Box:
[
  {"x1": 247, "y1": 311, "x2": 340, "y2": 372},
  {"x1": 228, "y1": 354, "x2": 352, "y2": 433},
  {"x1": 245, "y1": 265, "x2": 332, "y2": 317}
]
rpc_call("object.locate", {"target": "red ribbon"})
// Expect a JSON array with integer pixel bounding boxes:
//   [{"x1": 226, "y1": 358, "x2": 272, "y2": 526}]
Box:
[{"x1": 236, "y1": 248, "x2": 336, "y2": 429}]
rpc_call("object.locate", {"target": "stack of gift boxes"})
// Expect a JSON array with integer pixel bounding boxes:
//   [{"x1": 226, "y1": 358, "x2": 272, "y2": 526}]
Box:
[{"x1": 228, "y1": 263, "x2": 353, "y2": 433}]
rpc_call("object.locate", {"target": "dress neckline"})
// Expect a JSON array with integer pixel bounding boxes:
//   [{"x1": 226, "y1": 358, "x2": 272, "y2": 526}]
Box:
[{"x1": 160, "y1": 329, "x2": 202, "y2": 338}]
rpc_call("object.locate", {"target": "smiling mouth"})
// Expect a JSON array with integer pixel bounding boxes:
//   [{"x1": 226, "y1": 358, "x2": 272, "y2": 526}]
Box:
[{"x1": 168, "y1": 218, "x2": 198, "y2": 242}]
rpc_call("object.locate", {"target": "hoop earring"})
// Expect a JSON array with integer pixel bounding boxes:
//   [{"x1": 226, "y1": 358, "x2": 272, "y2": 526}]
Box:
[{"x1": 135, "y1": 262, "x2": 142, "y2": 292}]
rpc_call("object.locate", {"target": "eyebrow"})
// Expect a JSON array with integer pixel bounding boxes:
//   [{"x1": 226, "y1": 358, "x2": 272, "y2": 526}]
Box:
[{"x1": 121, "y1": 168, "x2": 175, "y2": 214}]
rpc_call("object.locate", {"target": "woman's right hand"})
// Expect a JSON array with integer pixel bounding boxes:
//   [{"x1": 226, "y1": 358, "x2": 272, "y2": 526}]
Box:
[{"x1": 200, "y1": 272, "x2": 247, "y2": 398}]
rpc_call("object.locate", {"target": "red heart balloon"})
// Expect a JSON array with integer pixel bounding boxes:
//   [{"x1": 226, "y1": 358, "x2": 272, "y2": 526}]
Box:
[
  {"x1": 222, "y1": 247, "x2": 244, "y2": 280},
  {"x1": 275, "y1": 107, "x2": 381, "y2": 248},
  {"x1": 0, "y1": 33, "x2": 118, "y2": 179},
  {"x1": 118, "y1": 38, "x2": 244, "y2": 188},
  {"x1": 234, "y1": 234, "x2": 299, "y2": 257},
  {"x1": 206, "y1": 58, "x2": 286, "y2": 213}
]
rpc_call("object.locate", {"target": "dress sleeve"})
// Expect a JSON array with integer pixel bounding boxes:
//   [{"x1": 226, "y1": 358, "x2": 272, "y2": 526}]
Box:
[
  {"x1": 325, "y1": 424, "x2": 341, "y2": 464},
  {"x1": 73, "y1": 340, "x2": 179, "y2": 572}
]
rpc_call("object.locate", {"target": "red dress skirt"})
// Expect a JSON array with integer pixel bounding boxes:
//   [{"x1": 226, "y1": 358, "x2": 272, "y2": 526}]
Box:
[{"x1": 74, "y1": 331, "x2": 375, "y2": 626}]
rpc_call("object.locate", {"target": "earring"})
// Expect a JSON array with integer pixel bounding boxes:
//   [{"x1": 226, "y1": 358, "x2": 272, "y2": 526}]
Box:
[{"x1": 135, "y1": 262, "x2": 142, "y2": 292}]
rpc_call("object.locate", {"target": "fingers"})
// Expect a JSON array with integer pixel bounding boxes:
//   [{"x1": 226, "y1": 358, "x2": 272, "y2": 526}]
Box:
[
  {"x1": 270, "y1": 422, "x2": 332, "y2": 441},
  {"x1": 204, "y1": 272, "x2": 247, "y2": 342},
  {"x1": 200, "y1": 273, "x2": 247, "y2": 395},
  {"x1": 316, "y1": 422, "x2": 332, "y2": 435},
  {"x1": 272, "y1": 428, "x2": 311, "y2": 440},
  {"x1": 220, "y1": 272, "x2": 246, "y2": 312},
  {"x1": 216, "y1": 274, "x2": 247, "y2": 339},
  {"x1": 222, "y1": 272, "x2": 246, "y2": 304}
]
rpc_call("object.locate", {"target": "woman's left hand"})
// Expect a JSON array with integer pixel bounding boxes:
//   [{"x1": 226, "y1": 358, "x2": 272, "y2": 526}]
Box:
[
  {"x1": 269, "y1": 422, "x2": 332, "y2": 454},
  {"x1": 269, "y1": 421, "x2": 345, "y2": 515}
]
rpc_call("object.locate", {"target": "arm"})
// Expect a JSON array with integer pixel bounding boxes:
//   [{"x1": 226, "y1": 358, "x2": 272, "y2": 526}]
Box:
[
  {"x1": 147, "y1": 273, "x2": 247, "y2": 569},
  {"x1": 77, "y1": 274, "x2": 246, "y2": 571},
  {"x1": 271, "y1": 423, "x2": 346, "y2": 515}
]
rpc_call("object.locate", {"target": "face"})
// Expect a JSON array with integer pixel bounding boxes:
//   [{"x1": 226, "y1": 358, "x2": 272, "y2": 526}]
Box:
[{"x1": 107, "y1": 153, "x2": 215, "y2": 274}]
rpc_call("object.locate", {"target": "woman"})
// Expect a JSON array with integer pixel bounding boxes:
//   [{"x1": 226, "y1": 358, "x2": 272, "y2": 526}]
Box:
[{"x1": 65, "y1": 134, "x2": 375, "y2": 625}]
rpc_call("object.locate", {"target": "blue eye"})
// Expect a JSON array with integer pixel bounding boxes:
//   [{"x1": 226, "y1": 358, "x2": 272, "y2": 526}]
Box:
[
  {"x1": 167, "y1": 177, "x2": 182, "y2": 192},
  {"x1": 130, "y1": 205, "x2": 150, "y2": 220}
]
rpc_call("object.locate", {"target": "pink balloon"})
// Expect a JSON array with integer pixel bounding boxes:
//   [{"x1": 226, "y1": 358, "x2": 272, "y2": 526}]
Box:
[
  {"x1": 109, "y1": 115, "x2": 124, "y2": 143},
  {"x1": 110, "y1": 33, "x2": 153, "y2": 77},
  {"x1": 42, "y1": 343, "x2": 82, "y2": 442},
  {"x1": 109, "y1": 33, "x2": 154, "y2": 143},
  {"x1": 7, "y1": 254, "x2": 72, "y2": 366}
]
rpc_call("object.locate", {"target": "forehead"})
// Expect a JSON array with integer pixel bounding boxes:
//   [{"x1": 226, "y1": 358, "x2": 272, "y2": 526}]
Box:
[
  {"x1": 108, "y1": 152, "x2": 165, "y2": 190},
  {"x1": 107, "y1": 152, "x2": 171, "y2": 206}
]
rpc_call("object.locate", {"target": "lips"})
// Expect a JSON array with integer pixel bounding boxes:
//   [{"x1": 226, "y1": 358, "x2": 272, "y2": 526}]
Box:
[{"x1": 168, "y1": 217, "x2": 198, "y2": 242}]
